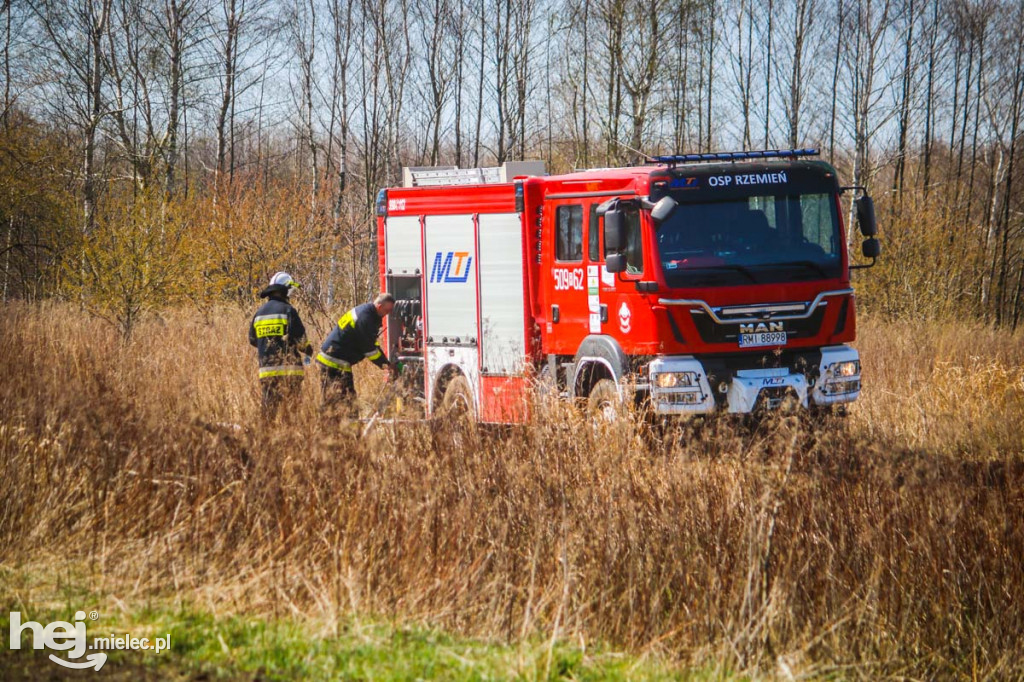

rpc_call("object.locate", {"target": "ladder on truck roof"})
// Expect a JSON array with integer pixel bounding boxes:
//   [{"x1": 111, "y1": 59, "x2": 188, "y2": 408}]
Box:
[{"x1": 402, "y1": 161, "x2": 545, "y2": 187}]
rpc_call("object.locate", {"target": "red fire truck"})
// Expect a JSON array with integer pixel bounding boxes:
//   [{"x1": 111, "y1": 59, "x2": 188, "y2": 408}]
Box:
[{"x1": 376, "y1": 150, "x2": 880, "y2": 423}]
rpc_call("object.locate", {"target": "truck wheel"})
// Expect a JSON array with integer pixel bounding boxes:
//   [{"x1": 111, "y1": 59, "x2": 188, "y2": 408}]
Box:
[
  {"x1": 536, "y1": 364, "x2": 559, "y2": 404},
  {"x1": 440, "y1": 375, "x2": 474, "y2": 421},
  {"x1": 587, "y1": 378, "x2": 623, "y2": 422}
]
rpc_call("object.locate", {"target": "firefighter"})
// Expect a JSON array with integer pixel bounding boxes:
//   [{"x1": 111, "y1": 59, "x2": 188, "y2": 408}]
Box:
[
  {"x1": 316, "y1": 293, "x2": 396, "y2": 417},
  {"x1": 248, "y1": 272, "x2": 313, "y2": 419}
]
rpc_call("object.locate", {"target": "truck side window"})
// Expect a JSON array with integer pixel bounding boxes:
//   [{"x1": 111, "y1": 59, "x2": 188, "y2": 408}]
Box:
[
  {"x1": 556, "y1": 205, "x2": 584, "y2": 262},
  {"x1": 588, "y1": 204, "x2": 600, "y2": 261},
  {"x1": 605, "y1": 208, "x2": 643, "y2": 274}
]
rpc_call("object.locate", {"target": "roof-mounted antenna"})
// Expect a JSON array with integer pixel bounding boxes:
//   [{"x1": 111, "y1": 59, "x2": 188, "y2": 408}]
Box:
[{"x1": 615, "y1": 139, "x2": 657, "y2": 165}]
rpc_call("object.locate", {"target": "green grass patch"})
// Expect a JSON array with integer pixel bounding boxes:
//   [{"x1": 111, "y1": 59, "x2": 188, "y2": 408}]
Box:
[{"x1": 0, "y1": 563, "x2": 730, "y2": 681}]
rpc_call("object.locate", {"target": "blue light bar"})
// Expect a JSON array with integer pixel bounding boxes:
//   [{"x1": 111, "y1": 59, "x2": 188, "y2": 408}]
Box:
[{"x1": 650, "y1": 148, "x2": 820, "y2": 164}]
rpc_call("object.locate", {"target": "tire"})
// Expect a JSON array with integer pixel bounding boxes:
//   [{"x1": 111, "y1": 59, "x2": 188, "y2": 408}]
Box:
[
  {"x1": 440, "y1": 374, "x2": 474, "y2": 421},
  {"x1": 535, "y1": 363, "x2": 560, "y2": 405},
  {"x1": 587, "y1": 378, "x2": 623, "y2": 423}
]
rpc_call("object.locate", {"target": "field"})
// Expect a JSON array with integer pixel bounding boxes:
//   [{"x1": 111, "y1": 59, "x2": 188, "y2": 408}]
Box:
[{"x1": 1, "y1": 303, "x2": 1023, "y2": 679}]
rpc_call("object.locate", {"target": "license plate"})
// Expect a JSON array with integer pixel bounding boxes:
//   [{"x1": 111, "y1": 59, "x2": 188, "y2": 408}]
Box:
[{"x1": 738, "y1": 331, "x2": 788, "y2": 348}]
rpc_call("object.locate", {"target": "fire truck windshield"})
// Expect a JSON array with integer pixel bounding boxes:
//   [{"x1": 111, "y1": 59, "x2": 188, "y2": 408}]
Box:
[{"x1": 655, "y1": 191, "x2": 842, "y2": 287}]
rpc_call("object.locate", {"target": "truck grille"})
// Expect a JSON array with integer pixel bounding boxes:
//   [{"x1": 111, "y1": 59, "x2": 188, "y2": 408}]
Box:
[{"x1": 689, "y1": 306, "x2": 826, "y2": 344}]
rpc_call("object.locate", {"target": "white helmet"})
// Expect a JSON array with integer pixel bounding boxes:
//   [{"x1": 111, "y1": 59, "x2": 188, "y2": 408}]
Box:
[{"x1": 270, "y1": 271, "x2": 300, "y2": 296}]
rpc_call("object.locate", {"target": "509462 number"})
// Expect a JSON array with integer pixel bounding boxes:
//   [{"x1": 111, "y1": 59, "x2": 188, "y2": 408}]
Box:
[{"x1": 553, "y1": 268, "x2": 584, "y2": 291}]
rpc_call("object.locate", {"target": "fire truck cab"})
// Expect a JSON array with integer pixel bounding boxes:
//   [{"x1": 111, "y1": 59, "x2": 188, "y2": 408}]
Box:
[{"x1": 376, "y1": 150, "x2": 879, "y2": 423}]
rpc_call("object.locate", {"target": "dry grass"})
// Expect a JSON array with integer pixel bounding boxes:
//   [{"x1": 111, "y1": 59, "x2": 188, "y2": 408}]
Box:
[
  {"x1": 854, "y1": 315, "x2": 1024, "y2": 457},
  {"x1": 1, "y1": 303, "x2": 1023, "y2": 679}
]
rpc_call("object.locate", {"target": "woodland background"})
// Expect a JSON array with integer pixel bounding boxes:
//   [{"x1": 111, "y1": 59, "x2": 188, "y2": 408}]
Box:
[
  {"x1": 2, "y1": 0, "x2": 1024, "y2": 333},
  {"x1": 4, "y1": 3, "x2": 1024, "y2": 677}
]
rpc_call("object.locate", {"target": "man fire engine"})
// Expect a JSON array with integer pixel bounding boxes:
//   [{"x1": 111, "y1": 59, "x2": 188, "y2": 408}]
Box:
[{"x1": 373, "y1": 151, "x2": 880, "y2": 423}]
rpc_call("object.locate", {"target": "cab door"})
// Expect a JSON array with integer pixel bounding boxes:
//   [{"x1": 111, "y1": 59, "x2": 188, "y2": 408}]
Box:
[
  {"x1": 545, "y1": 200, "x2": 588, "y2": 354},
  {"x1": 585, "y1": 199, "x2": 642, "y2": 339}
]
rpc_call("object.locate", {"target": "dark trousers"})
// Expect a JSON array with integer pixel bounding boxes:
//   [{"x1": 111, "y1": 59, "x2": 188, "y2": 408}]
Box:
[
  {"x1": 320, "y1": 365, "x2": 357, "y2": 418},
  {"x1": 260, "y1": 377, "x2": 303, "y2": 421}
]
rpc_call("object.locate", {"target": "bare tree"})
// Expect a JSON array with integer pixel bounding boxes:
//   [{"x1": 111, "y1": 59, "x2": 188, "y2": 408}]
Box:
[
  {"x1": 325, "y1": 0, "x2": 352, "y2": 304},
  {"x1": 452, "y1": 0, "x2": 466, "y2": 165},
  {"x1": 472, "y1": 0, "x2": 486, "y2": 165},
  {"x1": 415, "y1": 0, "x2": 454, "y2": 164},
  {"x1": 29, "y1": 0, "x2": 113, "y2": 233},
  {"x1": 160, "y1": 0, "x2": 196, "y2": 199},
  {"x1": 561, "y1": 0, "x2": 592, "y2": 165},
  {"x1": 993, "y1": 6, "x2": 1024, "y2": 326},
  {"x1": 891, "y1": 0, "x2": 916, "y2": 203},
  {"x1": 920, "y1": 0, "x2": 939, "y2": 195},
  {"x1": 105, "y1": 0, "x2": 161, "y2": 191},
  {"x1": 842, "y1": 0, "x2": 896, "y2": 235},
  {"x1": 2, "y1": 0, "x2": 12, "y2": 129},
  {"x1": 704, "y1": 0, "x2": 716, "y2": 151},
  {"x1": 961, "y1": 3, "x2": 992, "y2": 231},
  {"x1": 763, "y1": 0, "x2": 773, "y2": 147},
  {"x1": 780, "y1": 0, "x2": 819, "y2": 148},
  {"x1": 729, "y1": 0, "x2": 756, "y2": 149},
  {"x1": 828, "y1": 0, "x2": 844, "y2": 162},
  {"x1": 287, "y1": 0, "x2": 319, "y2": 203},
  {"x1": 616, "y1": 0, "x2": 668, "y2": 157},
  {"x1": 594, "y1": 0, "x2": 624, "y2": 163},
  {"x1": 215, "y1": 0, "x2": 241, "y2": 180}
]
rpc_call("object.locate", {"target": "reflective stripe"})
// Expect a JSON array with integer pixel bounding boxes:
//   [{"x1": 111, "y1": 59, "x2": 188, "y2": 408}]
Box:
[
  {"x1": 338, "y1": 308, "x2": 357, "y2": 330},
  {"x1": 365, "y1": 349, "x2": 383, "y2": 361},
  {"x1": 316, "y1": 351, "x2": 352, "y2": 372},
  {"x1": 253, "y1": 313, "x2": 289, "y2": 338},
  {"x1": 259, "y1": 365, "x2": 305, "y2": 379}
]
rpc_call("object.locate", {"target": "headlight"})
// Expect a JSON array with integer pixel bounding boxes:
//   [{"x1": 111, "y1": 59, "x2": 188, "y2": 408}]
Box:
[
  {"x1": 832, "y1": 361, "x2": 860, "y2": 378},
  {"x1": 654, "y1": 371, "x2": 696, "y2": 388},
  {"x1": 656, "y1": 373, "x2": 677, "y2": 388}
]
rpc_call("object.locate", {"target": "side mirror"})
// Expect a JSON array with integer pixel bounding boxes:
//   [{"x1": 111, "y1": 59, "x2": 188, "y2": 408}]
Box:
[
  {"x1": 862, "y1": 237, "x2": 881, "y2": 259},
  {"x1": 606, "y1": 253, "x2": 626, "y2": 274},
  {"x1": 856, "y1": 196, "x2": 878, "y2": 237},
  {"x1": 650, "y1": 196, "x2": 678, "y2": 224},
  {"x1": 604, "y1": 209, "x2": 624, "y2": 252}
]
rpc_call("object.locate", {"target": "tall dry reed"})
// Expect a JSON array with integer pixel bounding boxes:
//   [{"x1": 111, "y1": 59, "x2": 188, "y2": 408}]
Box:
[{"x1": 1, "y1": 303, "x2": 1022, "y2": 678}]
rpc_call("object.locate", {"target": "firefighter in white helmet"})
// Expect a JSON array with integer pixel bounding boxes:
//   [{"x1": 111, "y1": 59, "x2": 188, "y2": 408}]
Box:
[{"x1": 248, "y1": 272, "x2": 313, "y2": 419}]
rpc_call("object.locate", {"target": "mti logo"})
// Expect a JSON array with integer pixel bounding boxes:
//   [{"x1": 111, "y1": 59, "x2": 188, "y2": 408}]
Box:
[
  {"x1": 430, "y1": 251, "x2": 473, "y2": 283},
  {"x1": 670, "y1": 176, "x2": 699, "y2": 189}
]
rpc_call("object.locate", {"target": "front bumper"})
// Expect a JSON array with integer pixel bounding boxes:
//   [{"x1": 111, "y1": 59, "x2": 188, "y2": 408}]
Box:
[{"x1": 646, "y1": 345, "x2": 861, "y2": 415}]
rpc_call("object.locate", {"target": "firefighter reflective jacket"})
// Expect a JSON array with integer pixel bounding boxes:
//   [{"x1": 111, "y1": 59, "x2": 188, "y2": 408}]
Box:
[
  {"x1": 317, "y1": 302, "x2": 389, "y2": 372},
  {"x1": 248, "y1": 287, "x2": 309, "y2": 380}
]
